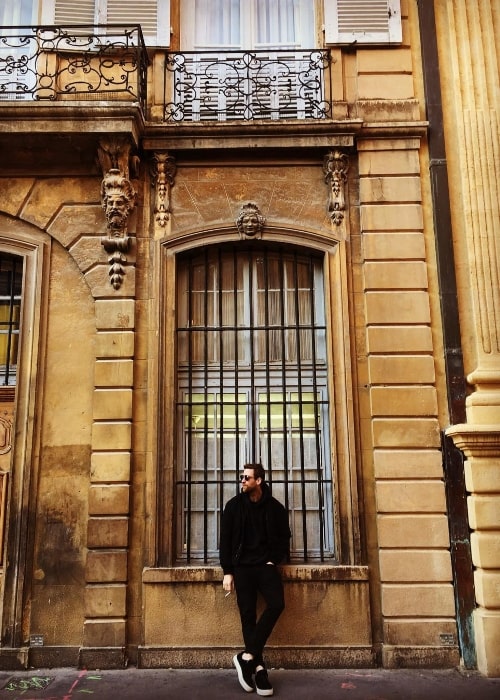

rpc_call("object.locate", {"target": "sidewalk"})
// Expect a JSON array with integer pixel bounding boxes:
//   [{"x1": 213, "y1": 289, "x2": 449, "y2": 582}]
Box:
[{"x1": 0, "y1": 667, "x2": 499, "y2": 700}]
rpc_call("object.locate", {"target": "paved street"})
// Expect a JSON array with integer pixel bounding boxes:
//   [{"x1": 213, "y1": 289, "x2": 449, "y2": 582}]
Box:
[{"x1": 0, "y1": 667, "x2": 499, "y2": 700}]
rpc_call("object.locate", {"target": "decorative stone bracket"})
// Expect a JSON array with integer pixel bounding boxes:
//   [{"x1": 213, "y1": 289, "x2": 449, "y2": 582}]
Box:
[
  {"x1": 323, "y1": 150, "x2": 349, "y2": 225},
  {"x1": 150, "y1": 152, "x2": 177, "y2": 227},
  {"x1": 101, "y1": 233, "x2": 131, "y2": 291},
  {"x1": 98, "y1": 137, "x2": 138, "y2": 290},
  {"x1": 236, "y1": 202, "x2": 266, "y2": 240}
]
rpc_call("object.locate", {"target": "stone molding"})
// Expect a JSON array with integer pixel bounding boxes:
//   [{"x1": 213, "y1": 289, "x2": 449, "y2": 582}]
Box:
[{"x1": 446, "y1": 424, "x2": 500, "y2": 457}]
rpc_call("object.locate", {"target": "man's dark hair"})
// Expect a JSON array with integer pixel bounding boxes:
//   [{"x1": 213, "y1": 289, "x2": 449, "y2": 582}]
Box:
[{"x1": 245, "y1": 463, "x2": 265, "y2": 482}]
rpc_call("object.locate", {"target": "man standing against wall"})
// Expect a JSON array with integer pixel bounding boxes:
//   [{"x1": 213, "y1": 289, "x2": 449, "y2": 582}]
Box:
[{"x1": 220, "y1": 463, "x2": 291, "y2": 696}]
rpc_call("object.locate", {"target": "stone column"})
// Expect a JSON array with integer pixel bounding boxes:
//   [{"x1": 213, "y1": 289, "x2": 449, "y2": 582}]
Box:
[{"x1": 435, "y1": 0, "x2": 500, "y2": 676}]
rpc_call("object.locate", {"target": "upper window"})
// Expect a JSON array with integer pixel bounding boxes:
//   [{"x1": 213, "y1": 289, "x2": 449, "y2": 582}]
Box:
[
  {"x1": 181, "y1": 0, "x2": 316, "y2": 51},
  {"x1": 168, "y1": 0, "x2": 328, "y2": 121}
]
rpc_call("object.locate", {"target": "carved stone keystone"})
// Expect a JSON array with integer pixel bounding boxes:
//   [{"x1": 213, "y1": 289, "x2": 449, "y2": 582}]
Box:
[{"x1": 236, "y1": 202, "x2": 266, "y2": 240}]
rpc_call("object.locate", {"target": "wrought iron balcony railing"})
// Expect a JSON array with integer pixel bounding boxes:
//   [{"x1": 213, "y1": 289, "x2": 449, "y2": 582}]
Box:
[
  {"x1": 163, "y1": 50, "x2": 332, "y2": 122},
  {"x1": 0, "y1": 25, "x2": 148, "y2": 110}
]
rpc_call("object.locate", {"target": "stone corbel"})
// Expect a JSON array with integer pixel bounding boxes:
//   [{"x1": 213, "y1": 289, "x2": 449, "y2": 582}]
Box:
[
  {"x1": 98, "y1": 137, "x2": 138, "y2": 290},
  {"x1": 150, "y1": 152, "x2": 177, "y2": 227},
  {"x1": 323, "y1": 150, "x2": 349, "y2": 225},
  {"x1": 97, "y1": 135, "x2": 139, "y2": 181},
  {"x1": 236, "y1": 203, "x2": 266, "y2": 240},
  {"x1": 100, "y1": 168, "x2": 137, "y2": 290}
]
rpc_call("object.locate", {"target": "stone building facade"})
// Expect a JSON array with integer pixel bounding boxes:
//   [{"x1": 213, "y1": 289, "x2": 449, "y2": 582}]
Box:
[{"x1": 0, "y1": 0, "x2": 498, "y2": 677}]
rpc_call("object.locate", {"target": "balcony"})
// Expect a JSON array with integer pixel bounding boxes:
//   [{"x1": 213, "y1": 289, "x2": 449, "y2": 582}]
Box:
[
  {"x1": 0, "y1": 26, "x2": 335, "y2": 125},
  {"x1": 0, "y1": 25, "x2": 148, "y2": 110},
  {"x1": 162, "y1": 49, "x2": 332, "y2": 122}
]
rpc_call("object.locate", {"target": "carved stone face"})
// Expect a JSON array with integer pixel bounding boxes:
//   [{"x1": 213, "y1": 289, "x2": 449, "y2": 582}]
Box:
[
  {"x1": 240, "y1": 213, "x2": 260, "y2": 237},
  {"x1": 104, "y1": 191, "x2": 130, "y2": 232}
]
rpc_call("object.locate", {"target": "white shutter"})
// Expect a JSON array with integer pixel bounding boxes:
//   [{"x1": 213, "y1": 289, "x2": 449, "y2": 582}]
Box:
[
  {"x1": 324, "y1": 0, "x2": 402, "y2": 45},
  {"x1": 51, "y1": 0, "x2": 97, "y2": 24},
  {"x1": 105, "y1": 0, "x2": 170, "y2": 46},
  {"x1": 44, "y1": 0, "x2": 170, "y2": 46}
]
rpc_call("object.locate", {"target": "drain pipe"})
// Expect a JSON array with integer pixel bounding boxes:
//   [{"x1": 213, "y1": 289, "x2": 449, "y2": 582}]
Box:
[{"x1": 416, "y1": 0, "x2": 476, "y2": 668}]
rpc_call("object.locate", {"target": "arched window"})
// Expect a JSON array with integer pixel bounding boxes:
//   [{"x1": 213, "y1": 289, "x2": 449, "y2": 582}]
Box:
[{"x1": 175, "y1": 244, "x2": 335, "y2": 563}]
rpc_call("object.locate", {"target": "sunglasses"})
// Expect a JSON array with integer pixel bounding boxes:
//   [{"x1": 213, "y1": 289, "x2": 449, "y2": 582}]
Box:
[{"x1": 240, "y1": 474, "x2": 254, "y2": 482}]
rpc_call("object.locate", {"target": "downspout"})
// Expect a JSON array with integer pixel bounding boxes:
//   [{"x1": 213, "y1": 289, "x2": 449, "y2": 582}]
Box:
[{"x1": 416, "y1": 0, "x2": 476, "y2": 668}]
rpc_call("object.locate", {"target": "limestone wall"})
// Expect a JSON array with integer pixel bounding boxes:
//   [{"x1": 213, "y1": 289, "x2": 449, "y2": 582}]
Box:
[{"x1": 0, "y1": 0, "x2": 497, "y2": 673}]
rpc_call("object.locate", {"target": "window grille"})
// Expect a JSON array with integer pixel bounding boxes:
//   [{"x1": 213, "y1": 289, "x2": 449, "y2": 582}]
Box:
[
  {"x1": 0, "y1": 253, "x2": 23, "y2": 387},
  {"x1": 175, "y1": 245, "x2": 334, "y2": 564}
]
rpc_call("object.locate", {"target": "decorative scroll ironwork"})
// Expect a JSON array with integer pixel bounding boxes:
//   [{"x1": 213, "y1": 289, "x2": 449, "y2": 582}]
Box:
[
  {"x1": 0, "y1": 25, "x2": 148, "y2": 109},
  {"x1": 164, "y1": 50, "x2": 331, "y2": 122}
]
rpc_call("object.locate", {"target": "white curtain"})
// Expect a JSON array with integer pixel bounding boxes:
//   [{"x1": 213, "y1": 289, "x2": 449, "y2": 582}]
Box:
[
  {"x1": 0, "y1": 0, "x2": 36, "y2": 26},
  {"x1": 194, "y1": 0, "x2": 241, "y2": 48},
  {"x1": 255, "y1": 0, "x2": 309, "y2": 48},
  {"x1": 191, "y1": 0, "x2": 314, "y2": 50}
]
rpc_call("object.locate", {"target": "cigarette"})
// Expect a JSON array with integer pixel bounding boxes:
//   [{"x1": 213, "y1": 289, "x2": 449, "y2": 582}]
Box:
[{"x1": 225, "y1": 591, "x2": 231, "y2": 597}]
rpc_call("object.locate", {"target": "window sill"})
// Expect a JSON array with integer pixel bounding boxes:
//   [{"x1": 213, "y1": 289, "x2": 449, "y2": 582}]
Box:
[{"x1": 142, "y1": 564, "x2": 369, "y2": 584}]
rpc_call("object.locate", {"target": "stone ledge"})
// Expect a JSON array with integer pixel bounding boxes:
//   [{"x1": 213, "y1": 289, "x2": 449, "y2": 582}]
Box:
[
  {"x1": 0, "y1": 648, "x2": 29, "y2": 671},
  {"x1": 79, "y1": 647, "x2": 127, "y2": 670},
  {"x1": 381, "y1": 644, "x2": 460, "y2": 669},
  {"x1": 142, "y1": 564, "x2": 369, "y2": 584},
  {"x1": 137, "y1": 645, "x2": 375, "y2": 669},
  {"x1": 29, "y1": 646, "x2": 80, "y2": 669}
]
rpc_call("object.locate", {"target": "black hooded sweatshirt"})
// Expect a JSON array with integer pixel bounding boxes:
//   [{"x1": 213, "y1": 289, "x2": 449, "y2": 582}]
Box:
[{"x1": 219, "y1": 484, "x2": 291, "y2": 575}]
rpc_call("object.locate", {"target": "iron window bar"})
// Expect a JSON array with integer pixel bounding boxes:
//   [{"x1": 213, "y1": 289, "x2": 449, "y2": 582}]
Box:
[
  {"x1": 176, "y1": 246, "x2": 334, "y2": 565},
  {"x1": 0, "y1": 254, "x2": 22, "y2": 387}
]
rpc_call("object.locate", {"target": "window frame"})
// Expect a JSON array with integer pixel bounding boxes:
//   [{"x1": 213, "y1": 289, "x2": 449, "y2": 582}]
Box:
[
  {"x1": 156, "y1": 234, "x2": 361, "y2": 570},
  {"x1": 175, "y1": 246, "x2": 335, "y2": 564},
  {"x1": 180, "y1": 0, "x2": 316, "y2": 52},
  {"x1": 0, "y1": 219, "x2": 50, "y2": 647}
]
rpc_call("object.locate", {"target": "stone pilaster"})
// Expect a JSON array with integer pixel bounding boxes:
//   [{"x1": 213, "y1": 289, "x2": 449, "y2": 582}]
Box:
[
  {"x1": 82, "y1": 299, "x2": 135, "y2": 669},
  {"x1": 435, "y1": 0, "x2": 500, "y2": 676},
  {"x1": 358, "y1": 137, "x2": 458, "y2": 667}
]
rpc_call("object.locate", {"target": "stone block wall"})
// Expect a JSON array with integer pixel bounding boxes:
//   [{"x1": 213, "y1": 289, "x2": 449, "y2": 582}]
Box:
[{"x1": 356, "y1": 137, "x2": 458, "y2": 667}]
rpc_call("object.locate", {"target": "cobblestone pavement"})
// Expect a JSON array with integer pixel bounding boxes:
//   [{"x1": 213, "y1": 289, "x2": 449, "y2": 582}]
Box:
[{"x1": 0, "y1": 667, "x2": 500, "y2": 700}]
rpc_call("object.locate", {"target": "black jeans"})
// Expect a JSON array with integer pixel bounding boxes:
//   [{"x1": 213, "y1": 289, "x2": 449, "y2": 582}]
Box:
[{"x1": 233, "y1": 564, "x2": 285, "y2": 661}]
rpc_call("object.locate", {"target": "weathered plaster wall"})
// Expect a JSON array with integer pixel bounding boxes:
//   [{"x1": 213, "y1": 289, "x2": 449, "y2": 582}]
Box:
[{"x1": 30, "y1": 240, "x2": 94, "y2": 645}]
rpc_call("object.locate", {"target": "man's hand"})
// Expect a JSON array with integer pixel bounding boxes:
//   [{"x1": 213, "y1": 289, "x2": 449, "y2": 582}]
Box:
[{"x1": 223, "y1": 573, "x2": 234, "y2": 594}]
